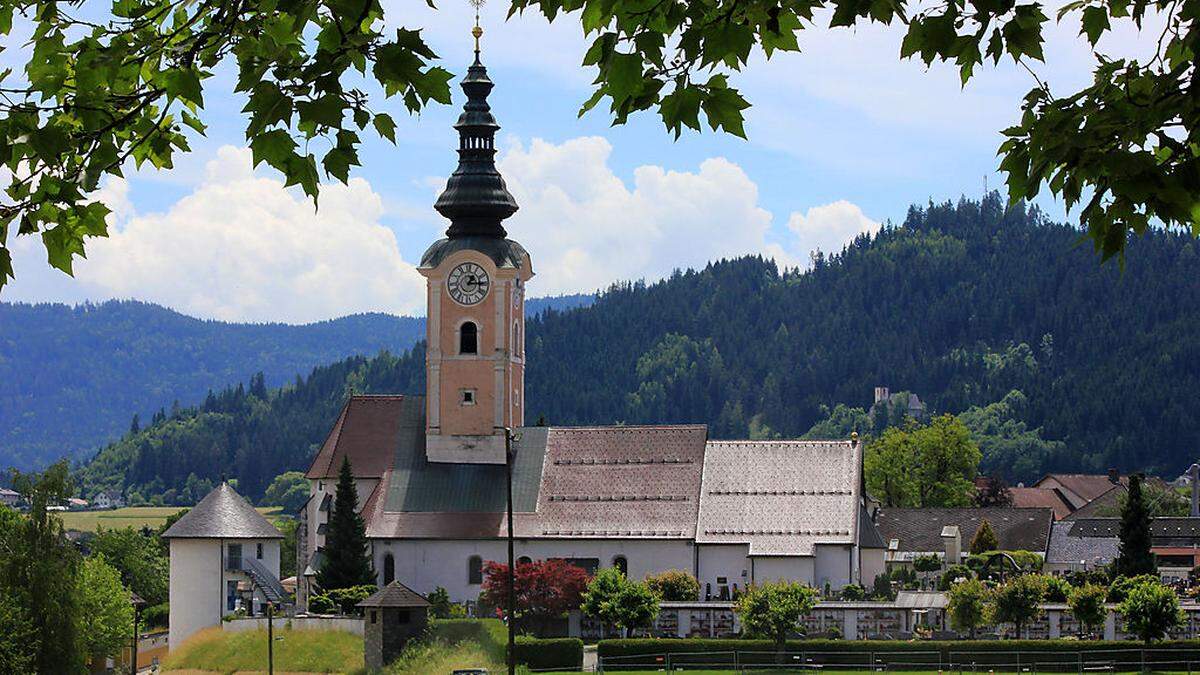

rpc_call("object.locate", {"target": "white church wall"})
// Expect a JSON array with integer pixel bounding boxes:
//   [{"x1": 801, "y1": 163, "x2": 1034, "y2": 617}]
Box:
[
  {"x1": 697, "y1": 544, "x2": 750, "y2": 598},
  {"x1": 305, "y1": 477, "x2": 378, "y2": 558},
  {"x1": 814, "y1": 544, "x2": 854, "y2": 591},
  {"x1": 753, "y1": 556, "x2": 815, "y2": 586},
  {"x1": 374, "y1": 538, "x2": 694, "y2": 602},
  {"x1": 860, "y1": 548, "x2": 886, "y2": 587},
  {"x1": 169, "y1": 538, "x2": 222, "y2": 651}
]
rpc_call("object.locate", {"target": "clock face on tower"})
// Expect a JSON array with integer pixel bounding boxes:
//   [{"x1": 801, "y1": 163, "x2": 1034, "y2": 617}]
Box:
[{"x1": 447, "y1": 262, "x2": 491, "y2": 305}]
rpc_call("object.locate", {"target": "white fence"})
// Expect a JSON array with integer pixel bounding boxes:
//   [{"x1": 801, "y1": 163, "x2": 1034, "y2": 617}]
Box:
[{"x1": 223, "y1": 615, "x2": 364, "y2": 636}]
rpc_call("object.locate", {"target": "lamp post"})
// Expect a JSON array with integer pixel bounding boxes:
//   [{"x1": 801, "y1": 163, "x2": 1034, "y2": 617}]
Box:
[
  {"x1": 129, "y1": 592, "x2": 145, "y2": 675},
  {"x1": 267, "y1": 601, "x2": 275, "y2": 675},
  {"x1": 504, "y1": 427, "x2": 517, "y2": 675}
]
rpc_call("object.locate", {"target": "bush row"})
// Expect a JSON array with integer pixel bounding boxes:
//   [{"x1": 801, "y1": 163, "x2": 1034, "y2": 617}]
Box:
[
  {"x1": 429, "y1": 618, "x2": 583, "y2": 670},
  {"x1": 598, "y1": 638, "x2": 1200, "y2": 670}
]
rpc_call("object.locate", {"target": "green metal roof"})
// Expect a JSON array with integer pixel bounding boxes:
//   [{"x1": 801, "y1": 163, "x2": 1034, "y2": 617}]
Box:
[{"x1": 383, "y1": 426, "x2": 546, "y2": 513}]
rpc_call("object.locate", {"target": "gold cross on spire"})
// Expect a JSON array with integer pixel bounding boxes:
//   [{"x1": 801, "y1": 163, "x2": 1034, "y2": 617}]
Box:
[{"x1": 470, "y1": 0, "x2": 485, "y2": 53}]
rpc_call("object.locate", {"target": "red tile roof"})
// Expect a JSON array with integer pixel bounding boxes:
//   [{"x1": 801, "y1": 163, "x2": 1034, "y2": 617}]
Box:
[
  {"x1": 1033, "y1": 474, "x2": 1126, "y2": 504},
  {"x1": 305, "y1": 395, "x2": 414, "y2": 479},
  {"x1": 1009, "y1": 487, "x2": 1076, "y2": 520}
]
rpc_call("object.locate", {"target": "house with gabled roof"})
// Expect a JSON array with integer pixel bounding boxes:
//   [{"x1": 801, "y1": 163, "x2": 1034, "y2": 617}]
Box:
[
  {"x1": 294, "y1": 46, "x2": 877, "y2": 611},
  {"x1": 163, "y1": 483, "x2": 284, "y2": 649}
]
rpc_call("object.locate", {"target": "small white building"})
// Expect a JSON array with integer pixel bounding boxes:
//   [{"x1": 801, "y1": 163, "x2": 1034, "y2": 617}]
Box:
[
  {"x1": 0, "y1": 487, "x2": 20, "y2": 508},
  {"x1": 162, "y1": 483, "x2": 285, "y2": 650}
]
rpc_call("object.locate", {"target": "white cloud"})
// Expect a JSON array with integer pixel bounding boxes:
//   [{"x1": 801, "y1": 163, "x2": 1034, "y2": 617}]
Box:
[
  {"x1": 785, "y1": 201, "x2": 881, "y2": 259},
  {"x1": 491, "y1": 136, "x2": 874, "y2": 294},
  {"x1": 65, "y1": 146, "x2": 425, "y2": 323}
]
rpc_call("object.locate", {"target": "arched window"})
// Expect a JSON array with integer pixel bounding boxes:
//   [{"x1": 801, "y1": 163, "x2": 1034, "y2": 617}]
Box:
[
  {"x1": 612, "y1": 555, "x2": 628, "y2": 576},
  {"x1": 517, "y1": 556, "x2": 532, "y2": 566},
  {"x1": 468, "y1": 555, "x2": 483, "y2": 584},
  {"x1": 460, "y1": 322, "x2": 478, "y2": 355},
  {"x1": 383, "y1": 553, "x2": 395, "y2": 586}
]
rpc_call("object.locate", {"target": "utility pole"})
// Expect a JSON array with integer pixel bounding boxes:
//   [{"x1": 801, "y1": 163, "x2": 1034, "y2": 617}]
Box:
[
  {"x1": 267, "y1": 602, "x2": 274, "y2": 675},
  {"x1": 129, "y1": 592, "x2": 144, "y2": 675},
  {"x1": 505, "y1": 427, "x2": 516, "y2": 675}
]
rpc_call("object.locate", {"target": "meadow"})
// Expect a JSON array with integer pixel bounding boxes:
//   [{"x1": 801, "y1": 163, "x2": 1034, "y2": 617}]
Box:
[
  {"x1": 161, "y1": 626, "x2": 360, "y2": 673},
  {"x1": 59, "y1": 505, "x2": 282, "y2": 532}
]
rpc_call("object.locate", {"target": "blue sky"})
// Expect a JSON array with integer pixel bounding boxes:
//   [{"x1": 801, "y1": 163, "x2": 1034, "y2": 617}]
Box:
[{"x1": 3, "y1": 1, "x2": 1156, "y2": 323}]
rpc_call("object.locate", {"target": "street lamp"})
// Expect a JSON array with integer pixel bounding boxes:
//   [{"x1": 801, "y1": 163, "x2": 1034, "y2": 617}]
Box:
[
  {"x1": 129, "y1": 591, "x2": 145, "y2": 675},
  {"x1": 504, "y1": 427, "x2": 520, "y2": 675}
]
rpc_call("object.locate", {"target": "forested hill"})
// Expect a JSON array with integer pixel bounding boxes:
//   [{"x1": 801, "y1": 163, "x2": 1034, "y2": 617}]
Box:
[
  {"x1": 77, "y1": 193, "x2": 1200, "y2": 502},
  {"x1": 0, "y1": 295, "x2": 591, "y2": 470}
]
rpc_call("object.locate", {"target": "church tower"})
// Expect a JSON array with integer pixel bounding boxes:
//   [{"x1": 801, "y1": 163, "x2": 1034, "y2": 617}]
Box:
[{"x1": 419, "y1": 28, "x2": 532, "y2": 464}]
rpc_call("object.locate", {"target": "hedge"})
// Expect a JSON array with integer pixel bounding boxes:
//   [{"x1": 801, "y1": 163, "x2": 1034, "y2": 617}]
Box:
[
  {"x1": 598, "y1": 638, "x2": 1200, "y2": 670},
  {"x1": 515, "y1": 636, "x2": 584, "y2": 671},
  {"x1": 429, "y1": 618, "x2": 583, "y2": 670}
]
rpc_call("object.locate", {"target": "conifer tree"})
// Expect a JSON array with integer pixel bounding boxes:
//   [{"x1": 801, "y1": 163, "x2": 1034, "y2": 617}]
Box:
[
  {"x1": 1115, "y1": 474, "x2": 1156, "y2": 578},
  {"x1": 316, "y1": 457, "x2": 375, "y2": 591},
  {"x1": 970, "y1": 519, "x2": 1000, "y2": 554}
]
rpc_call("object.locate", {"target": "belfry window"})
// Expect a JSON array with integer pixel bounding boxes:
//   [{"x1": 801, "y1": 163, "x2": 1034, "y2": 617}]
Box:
[{"x1": 460, "y1": 322, "x2": 478, "y2": 354}]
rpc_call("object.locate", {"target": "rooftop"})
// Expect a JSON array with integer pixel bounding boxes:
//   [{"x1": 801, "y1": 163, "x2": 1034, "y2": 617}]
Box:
[
  {"x1": 358, "y1": 581, "x2": 431, "y2": 608},
  {"x1": 161, "y1": 483, "x2": 282, "y2": 539},
  {"x1": 874, "y1": 507, "x2": 1053, "y2": 554}
]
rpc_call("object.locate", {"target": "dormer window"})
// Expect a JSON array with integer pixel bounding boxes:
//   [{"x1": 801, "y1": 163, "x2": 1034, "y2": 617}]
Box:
[{"x1": 460, "y1": 322, "x2": 478, "y2": 355}]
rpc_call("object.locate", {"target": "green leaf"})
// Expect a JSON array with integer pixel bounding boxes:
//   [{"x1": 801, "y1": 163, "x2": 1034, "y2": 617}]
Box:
[
  {"x1": 296, "y1": 94, "x2": 345, "y2": 129},
  {"x1": 0, "y1": 246, "x2": 12, "y2": 284},
  {"x1": 243, "y1": 81, "x2": 292, "y2": 136},
  {"x1": 322, "y1": 147, "x2": 358, "y2": 183},
  {"x1": 701, "y1": 85, "x2": 750, "y2": 138},
  {"x1": 605, "y1": 52, "x2": 644, "y2": 103},
  {"x1": 660, "y1": 86, "x2": 702, "y2": 137},
  {"x1": 250, "y1": 129, "x2": 297, "y2": 172},
  {"x1": 372, "y1": 113, "x2": 397, "y2": 143},
  {"x1": 1080, "y1": 6, "x2": 1110, "y2": 46},
  {"x1": 161, "y1": 69, "x2": 204, "y2": 106}
]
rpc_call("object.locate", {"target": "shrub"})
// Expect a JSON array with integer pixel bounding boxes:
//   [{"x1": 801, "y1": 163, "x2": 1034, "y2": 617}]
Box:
[
  {"x1": 734, "y1": 581, "x2": 817, "y2": 651},
  {"x1": 645, "y1": 570, "x2": 700, "y2": 601},
  {"x1": 1042, "y1": 575, "x2": 1072, "y2": 602},
  {"x1": 970, "y1": 519, "x2": 1000, "y2": 554},
  {"x1": 871, "y1": 574, "x2": 894, "y2": 600},
  {"x1": 514, "y1": 636, "x2": 583, "y2": 670},
  {"x1": 939, "y1": 564, "x2": 974, "y2": 590},
  {"x1": 913, "y1": 554, "x2": 942, "y2": 573},
  {"x1": 1119, "y1": 577, "x2": 1185, "y2": 644},
  {"x1": 840, "y1": 584, "x2": 867, "y2": 601},
  {"x1": 427, "y1": 586, "x2": 453, "y2": 619},
  {"x1": 307, "y1": 594, "x2": 336, "y2": 615},
  {"x1": 1108, "y1": 574, "x2": 1159, "y2": 602},
  {"x1": 141, "y1": 602, "x2": 169, "y2": 630},
  {"x1": 325, "y1": 584, "x2": 375, "y2": 615}
]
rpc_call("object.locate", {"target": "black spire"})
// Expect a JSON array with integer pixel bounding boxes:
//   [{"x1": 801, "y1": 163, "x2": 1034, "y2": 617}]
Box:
[{"x1": 433, "y1": 45, "x2": 519, "y2": 238}]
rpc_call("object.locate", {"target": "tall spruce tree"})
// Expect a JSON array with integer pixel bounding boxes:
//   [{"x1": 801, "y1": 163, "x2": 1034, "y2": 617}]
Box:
[
  {"x1": 316, "y1": 457, "x2": 375, "y2": 591},
  {"x1": 1115, "y1": 474, "x2": 1156, "y2": 578}
]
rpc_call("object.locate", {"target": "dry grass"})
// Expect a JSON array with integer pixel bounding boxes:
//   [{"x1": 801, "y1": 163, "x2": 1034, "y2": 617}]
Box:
[
  {"x1": 161, "y1": 626, "x2": 360, "y2": 674},
  {"x1": 59, "y1": 506, "x2": 282, "y2": 532}
]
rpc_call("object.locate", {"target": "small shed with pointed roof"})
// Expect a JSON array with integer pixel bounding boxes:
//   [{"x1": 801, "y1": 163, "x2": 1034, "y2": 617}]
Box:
[
  {"x1": 162, "y1": 483, "x2": 285, "y2": 650},
  {"x1": 358, "y1": 581, "x2": 431, "y2": 669}
]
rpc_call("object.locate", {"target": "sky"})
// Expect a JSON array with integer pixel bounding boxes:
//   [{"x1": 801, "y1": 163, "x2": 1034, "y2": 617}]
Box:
[{"x1": 2, "y1": 1, "x2": 1159, "y2": 324}]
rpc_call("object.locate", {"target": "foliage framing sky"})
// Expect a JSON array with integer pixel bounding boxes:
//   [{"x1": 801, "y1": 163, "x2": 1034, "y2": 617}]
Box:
[{"x1": 2, "y1": 2, "x2": 1157, "y2": 324}]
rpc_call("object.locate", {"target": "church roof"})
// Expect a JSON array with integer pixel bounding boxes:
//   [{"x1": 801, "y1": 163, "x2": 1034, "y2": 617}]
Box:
[
  {"x1": 306, "y1": 395, "x2": 418, "y2": 479},
  {"x1": 432, "y1": 53, "x2": 518, "y2": 238},
  {"x1": 161, "y1": 483, "x2": 282, "y2": 539},
  {"x1": 358, "y1": 581, "x2": 431, "y2": 608},
  {"x1": 328, "y1": 396, "x2": 863, "y2": 555},
  {"x1": 697, "y1": 440, "x2": 861, "y2": 556}
]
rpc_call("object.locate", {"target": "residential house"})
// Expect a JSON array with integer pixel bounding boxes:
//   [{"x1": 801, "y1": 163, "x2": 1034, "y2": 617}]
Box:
[
  {"x1": 874, "y1": 507, "x2": 1054, "y2": 566},
  {"x1": 95, "y1": 490, "x2": 125, "y2": 510},
  {"x1": 0, "y1": 487, "x2": 20, "y2": 508}
]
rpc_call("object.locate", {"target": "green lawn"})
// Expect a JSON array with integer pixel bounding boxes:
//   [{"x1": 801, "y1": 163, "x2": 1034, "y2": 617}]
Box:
[
  {"x1": 59, "y1": 506, "x2": 282, "y2": 532},
  {"x1": 162, "y1": 626, "x2": 360, "y2": 673}
]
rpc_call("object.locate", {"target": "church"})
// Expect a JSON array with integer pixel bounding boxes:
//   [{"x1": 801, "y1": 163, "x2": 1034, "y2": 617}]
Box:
[{"x1": 295, "y1": 39, "x2": 883, "y2": 610}]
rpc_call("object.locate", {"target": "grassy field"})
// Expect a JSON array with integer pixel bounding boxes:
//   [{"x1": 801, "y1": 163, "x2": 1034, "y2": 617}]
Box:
[
  {"x1": 161, "y1": 626, "x2": 360, "y2": 673},
  {"x1": 376, "y1": 638, "x2": 506, "y2": 674},
  {"x1": 59, "y1": 506, "x2": 282, "y2": 532}
]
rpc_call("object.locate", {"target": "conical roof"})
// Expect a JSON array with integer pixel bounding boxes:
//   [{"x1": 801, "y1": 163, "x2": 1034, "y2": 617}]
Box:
[
  {"x1": 161, "y1": 483, "x2": 283, "y2": 539},
  {"x1": 433, "y1": 52, "x2": 519, "y2": 238}
]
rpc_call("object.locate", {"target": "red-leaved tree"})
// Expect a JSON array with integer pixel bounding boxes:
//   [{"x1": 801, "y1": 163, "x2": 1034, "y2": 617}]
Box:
[{"x1": 481, "y1": 559, "x2": 590, "y2": 636}]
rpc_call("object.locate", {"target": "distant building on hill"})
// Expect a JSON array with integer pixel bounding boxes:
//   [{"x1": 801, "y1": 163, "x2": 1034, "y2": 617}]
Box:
[
  {"x1": 162, "y1": 483, "x2": 285, "y2": 650},
  {"x1": 94, "y1": 490, "x2": 125, "y2": 509},
  {"x1": 0, "y1": 487, "x2": 19, "y2": 508}
]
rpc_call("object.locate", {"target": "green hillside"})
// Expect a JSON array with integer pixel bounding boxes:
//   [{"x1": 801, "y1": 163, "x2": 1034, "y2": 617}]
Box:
[
  {"x1": 76, "y1": 193, "x2": 1200, "y2": 501},
  {"x1": 0, "y1": 295, "x2": 590, "y2": 470}
]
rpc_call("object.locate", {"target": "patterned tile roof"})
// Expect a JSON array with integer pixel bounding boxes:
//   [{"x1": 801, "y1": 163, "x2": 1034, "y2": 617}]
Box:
[
  {"x1": 697, "y1": 440, "x2": 860, "y2": 556},
  {"x1": 1071, "y1": 517, "x2": 1200, "y2": 546},
  {"x1": 1046, "y1": 520, "x2": 1118, "y2": 564},
  {"x1": 365, "y1": 424, "x2": 707, "y2": 540},
  {"x1": 162, "y1": 483, "x2": 282, "y2": 539},
  {"x1": 875, "y1": 507, "x2": 1053, "y2": 554}
]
